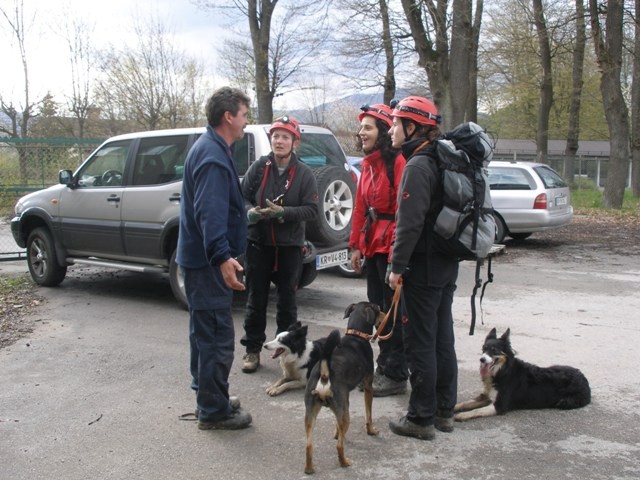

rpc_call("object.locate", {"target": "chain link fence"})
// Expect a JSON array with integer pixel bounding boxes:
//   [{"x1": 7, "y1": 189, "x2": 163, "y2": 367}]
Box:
[
  {"x1": 0, "y1": 138, "x2": 103, "y2": 260},
  {"x1": 0, "y1": 137, "x2": 622, "y2": 261}
]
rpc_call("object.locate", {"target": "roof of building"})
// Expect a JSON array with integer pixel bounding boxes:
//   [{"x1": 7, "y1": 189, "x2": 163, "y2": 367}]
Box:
[{"x1": 494, "y1": 139, "x2": 610, "y2": 157}]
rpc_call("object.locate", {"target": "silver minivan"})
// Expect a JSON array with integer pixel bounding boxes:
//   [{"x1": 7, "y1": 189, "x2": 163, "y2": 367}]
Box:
[{"x1": 488, "y1": 161, "x2": 573, "y2": 243}]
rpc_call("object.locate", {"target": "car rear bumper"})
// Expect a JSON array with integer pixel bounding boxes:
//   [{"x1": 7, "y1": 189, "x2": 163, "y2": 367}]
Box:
[{"x1": 499, "y1": 206, "x2": 573, "y2": 233}]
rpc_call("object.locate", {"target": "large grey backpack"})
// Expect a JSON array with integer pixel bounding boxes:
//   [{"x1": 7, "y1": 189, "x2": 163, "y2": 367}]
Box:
[
  {"x1": 432, "y1": 122, "x2": 497, "y2": 334},
  {"x1": 432, "y1": 122, "x2": 496, "y2": 260}
]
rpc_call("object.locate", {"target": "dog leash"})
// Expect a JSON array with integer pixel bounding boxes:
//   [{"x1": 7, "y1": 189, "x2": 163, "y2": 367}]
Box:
[{"x1": 370, "y1": 283, "x2": 402, "y2": 343}]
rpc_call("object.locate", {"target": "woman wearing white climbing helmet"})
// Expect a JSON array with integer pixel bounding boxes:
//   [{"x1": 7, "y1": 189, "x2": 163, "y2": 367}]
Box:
[
  {"x1": 349, "y1": 103, "x2": 408, "y2": 397},
  {"x1": 386, "y1": 96, "x2": 460, "y2": 440}
]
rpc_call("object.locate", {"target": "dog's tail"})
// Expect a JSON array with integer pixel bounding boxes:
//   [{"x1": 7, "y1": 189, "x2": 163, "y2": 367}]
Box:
[{"x1": 311, "y1": 329, "x2": 341, "y2": 401}]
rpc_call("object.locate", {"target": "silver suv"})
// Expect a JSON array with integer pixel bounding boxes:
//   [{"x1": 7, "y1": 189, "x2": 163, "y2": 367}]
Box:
[{"x1": 11, "y1": 125, "x2": 357, "y2": 306}]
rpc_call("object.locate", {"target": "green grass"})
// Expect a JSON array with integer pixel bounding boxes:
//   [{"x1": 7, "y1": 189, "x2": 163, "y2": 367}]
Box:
[
  {"x1": 0, "y1": 275, "x2": 32, "y2": 293},
  {"x1": 571, "y1": 189, "x2": 640, "y2": 217}
]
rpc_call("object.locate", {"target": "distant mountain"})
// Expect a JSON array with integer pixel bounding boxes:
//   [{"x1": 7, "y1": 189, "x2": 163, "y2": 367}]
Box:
[{"x1": 278, "y1": 88, "x2": 428, "y2": 124}]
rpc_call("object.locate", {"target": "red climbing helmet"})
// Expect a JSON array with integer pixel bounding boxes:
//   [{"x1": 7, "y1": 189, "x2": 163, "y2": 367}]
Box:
[
  {"x1": 359, "y1": 104, "x2": 394, "y2": 128},
  {"x1": 269, "y1": 115, "x2": 301, "y2": 140},
  {"x1": 391, "y1": 96, "x2": 441, "y2": 126}
]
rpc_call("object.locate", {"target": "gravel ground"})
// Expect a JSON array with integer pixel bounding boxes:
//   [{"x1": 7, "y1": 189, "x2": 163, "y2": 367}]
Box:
[
  {"x1": 1, "y1": 212, "x2": 638, "y2": 349},
  {"x1": 0, "y1": 276, "x2": 44, "y2": 349}
]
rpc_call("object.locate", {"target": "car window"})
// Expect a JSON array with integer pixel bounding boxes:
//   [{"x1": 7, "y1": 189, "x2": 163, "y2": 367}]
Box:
[
  {"x1": 298, "y1": 133, "x2": 346, "y2": 169},
  {"x1": 534, "y1": 165, "x2": 567, "y2": 189},
  {"x1": 488, "y1": 166, "x2": 535, "y2": 190},
  {"x1": 133, "y1": 135, "x2": 190, "y2": 185},
  {"x1": 77, "y1": 140, "x2": 131, "y2": 187},
  {"x1": 233, "y1": 133, "x2": 252, "y2": 176}
]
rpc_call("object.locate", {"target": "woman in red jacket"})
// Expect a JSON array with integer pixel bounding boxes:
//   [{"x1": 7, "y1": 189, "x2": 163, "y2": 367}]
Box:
[{"x1": 349, "y1": 103, "x2": 408, "y2": 397}]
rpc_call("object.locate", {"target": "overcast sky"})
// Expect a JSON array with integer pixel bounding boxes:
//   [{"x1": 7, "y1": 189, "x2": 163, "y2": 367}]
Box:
[{"x1": 0, "y1": 0, "x2": 232, "y2": 107}]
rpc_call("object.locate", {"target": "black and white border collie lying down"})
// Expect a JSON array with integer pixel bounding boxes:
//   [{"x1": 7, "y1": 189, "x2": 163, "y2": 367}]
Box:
[
  {"x1": 454, "y1": 328, "x2": 591, "y2": 421},
  {"x1": 263, "y1": 321, "x2": 325, "y2": 396}
]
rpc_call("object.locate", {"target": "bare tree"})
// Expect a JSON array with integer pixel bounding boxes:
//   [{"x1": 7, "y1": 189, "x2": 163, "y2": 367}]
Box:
[
  {"x1": 399, "y1": 0, "x2": 484, "y2": 129},
  {"x1": 218, "y1": 39, "x2": 256, "y2": 96},
  {"x1": 564, "y1": 0, "x2": 587, "y2": 182},
  {"x1": 0, "y1": 0, "x2": 38, "y2": 182},
  {"x1": 331, "y1": 0, "x2": 408, "y2": 105},
  {"x1": 195, "y1": 0, "x2": 328, "y2": 123},
  {"x1": 94, "y1": 15, "x2": 207, "y2": 131},
  {"x1": 588, "y1": 0, "x2": 629, "y2": 209},
  {"x1": 60, "y1": 13, "x2": 94, "y2": 138}
]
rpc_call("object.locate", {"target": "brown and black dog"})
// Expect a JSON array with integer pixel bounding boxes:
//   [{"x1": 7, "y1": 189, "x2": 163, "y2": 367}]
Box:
[{"x1": 303, "y1": 302, "x2": 384, "y2": 475}]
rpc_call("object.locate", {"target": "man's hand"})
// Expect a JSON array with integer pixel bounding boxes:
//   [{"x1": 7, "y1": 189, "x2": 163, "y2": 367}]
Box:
[
  {"x1": 388, "y1": 271, "x2": 402, "y2": 290},
  {"x1": 247, "y1": 207, "x2": 262, "y2": 224},
  {"x1": 259, "y1": 199, "x2": 284, "y2": 219},
  {"x1": 220, "y1": 257, "x2": 245, "y2": 291},
  {"x1": 351, "y1": 249, "x2": 363, "y2": 274}
]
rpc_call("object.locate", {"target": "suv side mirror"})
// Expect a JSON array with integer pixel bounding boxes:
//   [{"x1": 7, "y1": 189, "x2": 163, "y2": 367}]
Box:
[{"x1": 59, "y1": 169, "x2": 73, "y2": 185}]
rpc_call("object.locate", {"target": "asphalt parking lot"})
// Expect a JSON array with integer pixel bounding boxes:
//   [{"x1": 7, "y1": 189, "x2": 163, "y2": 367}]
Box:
[{"x1": 1, "y1": 241, "x2": 639, "y2": 480}]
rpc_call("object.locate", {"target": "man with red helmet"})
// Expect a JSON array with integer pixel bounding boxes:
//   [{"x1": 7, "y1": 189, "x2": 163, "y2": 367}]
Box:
[
  {"x1": 239, "y1": 116, "x2": 318, "y2": 373},
  {"x1": 386, "y1": 96, "x2": 459, "y2": 439},
  {"x1": 349, "y1": 103, "x2": 408, "y2": 396}
]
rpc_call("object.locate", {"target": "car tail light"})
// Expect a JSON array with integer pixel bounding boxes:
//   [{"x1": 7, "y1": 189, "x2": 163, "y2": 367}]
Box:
[
  {"x1": 533, "y1": 193, "x2": 547, "y2": 209},
  {"x1": 349, "y1": 170, "x2": 358, "y2": 185}
]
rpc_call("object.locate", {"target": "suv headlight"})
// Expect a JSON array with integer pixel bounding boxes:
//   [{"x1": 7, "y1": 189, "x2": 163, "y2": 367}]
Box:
[{"x1": 15, "y1": 200, "x2": 25, "y2": 215}]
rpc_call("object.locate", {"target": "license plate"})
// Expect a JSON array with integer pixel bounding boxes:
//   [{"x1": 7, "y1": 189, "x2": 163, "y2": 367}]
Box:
[
  {"x1": 555, "y1": 196, "x2": 567, "y2": 206},
  {"x1": 316, "y1": 249, "x2": 349, "y2": 270}
]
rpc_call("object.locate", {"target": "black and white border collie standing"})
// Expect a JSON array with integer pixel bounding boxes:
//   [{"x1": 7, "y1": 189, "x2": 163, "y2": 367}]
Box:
[
  {"x1": 454, "y1": 328, "x2": 591, "y2": 421},
  {"x1": 263, "y1": 321, "x2": 325, "y2": 396}
]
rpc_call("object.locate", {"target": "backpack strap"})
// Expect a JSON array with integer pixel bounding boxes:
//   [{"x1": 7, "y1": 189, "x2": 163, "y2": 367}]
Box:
[
  {"x1": 469, "y1": 255, "x2": 494, "y2": 336},
  {"x1": 469, "y1": 259, "x2": 482, "y2": 335}
]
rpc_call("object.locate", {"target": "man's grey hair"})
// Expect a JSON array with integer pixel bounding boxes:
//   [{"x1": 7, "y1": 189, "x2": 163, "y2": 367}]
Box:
[{"x1": 205, "y1": 87, "x2": 251, "y2": 127}]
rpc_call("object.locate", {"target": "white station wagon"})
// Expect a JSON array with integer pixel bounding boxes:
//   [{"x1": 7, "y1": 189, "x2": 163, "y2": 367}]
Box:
[{"x1": 488, "y1": 161, "x2": 573, "y2": 243}]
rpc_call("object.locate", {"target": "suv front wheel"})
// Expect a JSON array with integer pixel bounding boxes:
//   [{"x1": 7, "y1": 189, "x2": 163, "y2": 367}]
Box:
[{"x1": 27, "y1": 227, "x2": 67, "y2": 286}]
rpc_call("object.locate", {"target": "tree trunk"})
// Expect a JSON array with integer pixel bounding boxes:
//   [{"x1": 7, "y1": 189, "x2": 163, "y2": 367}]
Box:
[
  {"x1": 379, "y1": 0, "x2": 397, "y2": 105},
  {"x1": 589, "y1": 0, "x2": 629, "y2": 209},
  {"x1": 564, "y1": 0, "x2": 586, "y2": 184},
  {"x1": 632, "y1": 0, "x2": 640, "y2": 196},
  {"x1": 532, "y1": 0, "x2": 552, "y2": 165},
  {"x1": 467, "y1": 0, "x2": 484, "y2": 124},
  {"x1": 401, "y1": 0, "x2": 479, "y2": 130},
  {"x1": 449, "y1": 0, "x2": 472, "y2": 126},
  {"x1": 248, "y1": 0, "x2": 276, "y2": 123}
]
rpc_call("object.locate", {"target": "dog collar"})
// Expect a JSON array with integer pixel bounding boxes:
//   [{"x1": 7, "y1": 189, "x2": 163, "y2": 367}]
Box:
[{"x1": 345, "y1": 329, "x2": 372, "y2": 341}]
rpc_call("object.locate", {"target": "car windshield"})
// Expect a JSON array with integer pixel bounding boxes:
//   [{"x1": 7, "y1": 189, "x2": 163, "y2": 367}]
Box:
[{"x1": 534, "y1": 166, "x2": 568, "y2": 189}]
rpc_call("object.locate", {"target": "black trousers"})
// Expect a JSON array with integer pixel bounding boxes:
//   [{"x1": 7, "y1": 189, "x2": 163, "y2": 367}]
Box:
[
  {"x1": 365, "y1": 253, "x2": 408, "y2": 382},
  {"x1": 241, "y1": 242, "x2": 302, "y2": 353},
  {"x1": 402, "y1": 255, "x2": 459, "y2": 425}
]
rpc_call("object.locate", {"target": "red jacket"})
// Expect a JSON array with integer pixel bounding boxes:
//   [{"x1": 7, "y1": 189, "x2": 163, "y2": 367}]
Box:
[{"x1": 349, "y1": 150, "x2": 406, "y2": 257}]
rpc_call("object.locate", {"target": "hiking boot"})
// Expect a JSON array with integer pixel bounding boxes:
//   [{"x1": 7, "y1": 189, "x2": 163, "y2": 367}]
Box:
[
  {"x1": 434, "y1": 416, "x2": 454, "y2": 433},
  {"x1": 184, "y1": 397, "x2": 240, "y2": 421},
  {"x1": 389, "y1": 416, "x2": 435, "y2": 440},
  {"x1": 242, "y1": 352, "x2": 260, "y2": 373},
  {"x1": 372, "y1": 375, "x2": 407, "y2": 397},
  {"x1": 198, "y1": 408, "x2": 252, "y2": 431}
]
